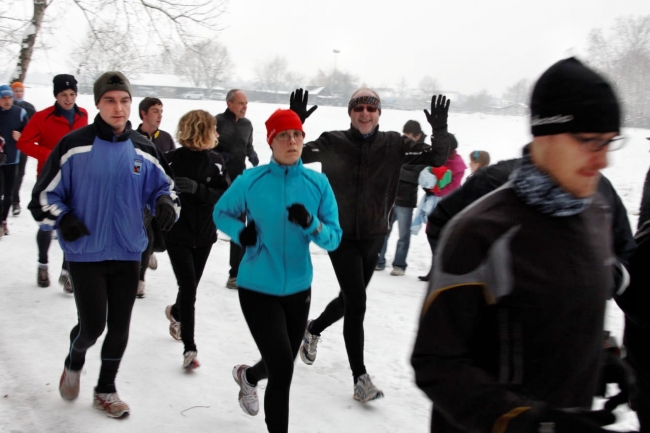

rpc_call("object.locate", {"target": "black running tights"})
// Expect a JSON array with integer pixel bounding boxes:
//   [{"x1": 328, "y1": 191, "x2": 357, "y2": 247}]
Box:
[
  {"x1": 309, "y1": 237, "x2": 384, "y2": 380},
  {"x1": 239, "y1": 287, "x2": 310, "y2": 433},
  {"x1": 65, "y1": 260, "x2": 139, "y2": 394}
]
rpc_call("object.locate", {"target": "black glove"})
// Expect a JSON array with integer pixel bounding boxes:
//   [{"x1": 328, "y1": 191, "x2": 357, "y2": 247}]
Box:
[
  {"x1": 540, "y1": 408, "x2": 634, "y2": 433},
  {"x1": 155, "y1": 195, "x2": 176, "y2": 231},
  {"x1": 287, "y1": 203, "x2": 313, "y2": 228},
  {"x1": 290, "y1": 88, "x2": 318, "y2": 124},
  {"x1": 58, "y1": 212, "x2": 90, "y2": 242},
  {"x1": 239, "y1": 220, "x2": 257, "y2": 247},
  {"x1": 424, "y1": 94, "x2": 450, "y2": 132},
  {"x1": 175, "y1": 177, "x2": 198, "y2": 194},
  {"x1": 249, "y1": 152, "x2": 259, "y2": 167}
]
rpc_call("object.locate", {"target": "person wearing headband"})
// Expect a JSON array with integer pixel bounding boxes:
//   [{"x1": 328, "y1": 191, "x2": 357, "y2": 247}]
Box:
[{"x1": 288, "y1": 87, "x2": 454, "y2": 403}]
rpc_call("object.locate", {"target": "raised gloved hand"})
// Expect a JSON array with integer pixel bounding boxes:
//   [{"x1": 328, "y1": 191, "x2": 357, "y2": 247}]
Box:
[
  {"x1": 58, "y1": 212, "x2": 91, "y2": 242},
  {"x1": 290, "y1": 88, "x2": 318, "y2": 124},
  {"x1": 239, "y1": 220, "x2": 257, "y2": 247},
  {"x1": 424, "y1": 94, "x2": 450, "y2": 132},
  {"x1": 249, "y1": 152, "x2": 259, "y2": 167},
  {"x1": 287, "y1": 203, "x2": 313, "y2": 228},
  {"x1": 175, "y1": 177, "x2": 198, "y2": 195},
  {"x1": 155, "y1": 195, "x2": 176, "y2": 231}
]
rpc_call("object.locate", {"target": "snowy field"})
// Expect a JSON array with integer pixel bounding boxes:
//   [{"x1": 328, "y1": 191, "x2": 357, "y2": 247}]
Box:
[{"x1": 0, "y1": 85, "x2": 646, "y2": 432}]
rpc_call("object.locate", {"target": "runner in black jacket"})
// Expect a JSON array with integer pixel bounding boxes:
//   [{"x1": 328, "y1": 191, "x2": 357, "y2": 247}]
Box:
[
  {"x1": 291, "y1": 87, "x2": 453, "y2": 402},
  {"x1": 163, "y1": 110, "x2": 230, "y2": 370},
  {"x1": 412, "y1": 57, "x2": 631, "y2": 433}
]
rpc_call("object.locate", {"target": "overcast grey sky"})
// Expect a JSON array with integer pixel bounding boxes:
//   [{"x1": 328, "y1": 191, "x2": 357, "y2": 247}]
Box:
[
  {"x1": 216, "y1": 0, "x2": 650, "y2": 95},
  {"x1": 25, "y1": 0, "x2": 650, "y2": 96}
]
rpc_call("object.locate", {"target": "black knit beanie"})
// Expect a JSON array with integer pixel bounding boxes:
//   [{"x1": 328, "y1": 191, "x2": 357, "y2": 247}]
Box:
[
  {"x1": 53, "y1": 74, "x2": 78, "y2": 96},
  {"x1": 93, "y1": 71, "x2": 132, "y2": 104},
  {"x1": 530, "y1": 57, "x2": 620, "y2": 136}
]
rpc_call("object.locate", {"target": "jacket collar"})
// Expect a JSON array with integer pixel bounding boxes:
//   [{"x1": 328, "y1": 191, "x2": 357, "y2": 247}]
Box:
[
  {"x1": 269, "y1": 157, "x2": 303, "y2": 177},
  {"x1": 223, "y1": 108, "x2": 238, "y2": 121},
  {"x1": 93, "y1": 113, "x2": 133, "y2": 142},
  {"x1": 136, "y1": 124, "x2": 159, "y2": 141},
  {"x1": 54, "y1": 102, "x2": 84, "y2": 118},
  {"x1": 349, "y1": 124, "x2": 380, "y2": 143}
]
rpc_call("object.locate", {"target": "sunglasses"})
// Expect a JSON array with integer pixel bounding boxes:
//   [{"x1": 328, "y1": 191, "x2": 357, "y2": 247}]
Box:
[
  {"x1": 352, "y1": 105, "x2": 378, "y2": 113},
  {"x1": 569, "y1": 134, "x2": 626, "y2": 152}
]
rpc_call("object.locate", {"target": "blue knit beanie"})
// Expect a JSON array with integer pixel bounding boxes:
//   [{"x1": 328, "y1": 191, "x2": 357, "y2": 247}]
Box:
[{"x1": 0, "y1": 85, "x2": 14, "y2": 98}]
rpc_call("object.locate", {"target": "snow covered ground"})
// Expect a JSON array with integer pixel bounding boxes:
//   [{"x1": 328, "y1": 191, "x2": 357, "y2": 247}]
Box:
[{"x1": 0, "y1": 86, "x2": 645, "y2": 432}]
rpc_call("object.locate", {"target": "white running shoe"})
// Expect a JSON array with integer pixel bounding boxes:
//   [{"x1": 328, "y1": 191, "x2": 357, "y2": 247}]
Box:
[
  {"x1": 59, "y1": 270, "x2": 73, "y2": 293},
  {"x1": 93, "y1": 390, "x2": 130, "y2": 418},
  {"x1": 148, "y1": 253, "x2": 158, "y2": 270},
  {"x1": 183, "y1": 351, "x2": 200, "y2": 370},
  {"x1": 353, "y1": 374, "x2": 384, "y2": 403},
  {"x1": 59, "y1": 368, "x2": 81, "y2": 401},
  {"x1": 136, "y1": 280, "x2": 145, "y2": 299},
  {"x1": 232, "y1": 364, "x2": 259, "y2": 416},
  {"x1": 299, "y1": 320, "x2": 320, "y2": 365},
  {"x1": 165, "y1": 305, "x2": 182, "y2": 341},
  {"x1": 390, "y1": 266, "x2": 405, "y2": 276}
]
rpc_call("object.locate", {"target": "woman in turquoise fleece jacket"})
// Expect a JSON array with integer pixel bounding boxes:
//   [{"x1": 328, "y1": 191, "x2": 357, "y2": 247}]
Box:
[{"x1": 213, "y1": 109, "x2": 341, "y2": 433}]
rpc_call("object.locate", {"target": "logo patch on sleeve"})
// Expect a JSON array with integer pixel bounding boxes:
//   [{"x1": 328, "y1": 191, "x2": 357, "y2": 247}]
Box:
[{"x1": 133, "y1": 159, "x2": 143, "y2": 175}]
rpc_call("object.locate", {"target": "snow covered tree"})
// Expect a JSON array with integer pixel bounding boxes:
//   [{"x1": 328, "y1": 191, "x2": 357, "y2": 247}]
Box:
[
  {"x1": 173, "y1": 40, "x2": 232, "y2": 89},
  {"x1": 1, "y1": 0, "x2": 226, "y2": 83},
  {"x1": 502, "y1": 78, "x2": 531, "y2": 105},
  {"x1": 585, "y1": 15, "x2": 650, "y2": 127},
  {"x1": 255, "y1": 56, "x2": 299, "y2": 93},
  {"x1": 312, "y1": 69, "x2": 358, "y2": 98},
  {"x1": 418, "y1": 76, "x2": 440, "y2": 99}
]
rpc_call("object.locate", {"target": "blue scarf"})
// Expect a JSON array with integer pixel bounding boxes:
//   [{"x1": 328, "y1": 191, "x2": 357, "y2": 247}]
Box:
[{"x1": 510, "y1": 153, "x2": 591, "y2": 217}]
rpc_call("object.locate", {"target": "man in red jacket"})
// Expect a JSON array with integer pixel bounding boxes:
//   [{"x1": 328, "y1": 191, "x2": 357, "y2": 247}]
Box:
[{"x1": 16, "y1": 74, "x2": 88, "y2": 291}]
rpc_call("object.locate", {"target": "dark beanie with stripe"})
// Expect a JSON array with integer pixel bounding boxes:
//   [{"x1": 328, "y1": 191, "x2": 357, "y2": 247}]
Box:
[{"x1": 530, "y1": 57, "x2": 620, "y2": 136}]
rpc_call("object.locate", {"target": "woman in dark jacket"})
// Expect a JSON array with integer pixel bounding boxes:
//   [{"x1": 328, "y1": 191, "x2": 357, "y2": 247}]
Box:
[{"x1": 163, "y1": 110, "x2": 230, "y2": 369}]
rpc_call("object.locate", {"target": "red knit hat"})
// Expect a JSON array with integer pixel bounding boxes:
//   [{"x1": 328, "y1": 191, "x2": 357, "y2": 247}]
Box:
[
  {"x1": 265, "y1": 109, "x2": 303, "y2": 145},
  {"x1": 11, "y1": 82, "x2": 24, "y2": 89}
]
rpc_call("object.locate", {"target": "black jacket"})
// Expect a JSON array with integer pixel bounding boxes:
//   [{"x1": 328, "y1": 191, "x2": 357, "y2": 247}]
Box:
[
  {"x1": 426, "y1": 155, "x2": 636, "y2": 266},
  {"x1": 395, "y1": 138, "x2": 430, "y2": 208},
  {"x1": 215, "y1": 109, "x2": 257, "y2": 180},
  {"x1": 413, "y1": 184, "x2": 613, "y2": 433},
  {"x1": 15, "y1": 100, "x2": 36, "y2": 119},
  {"x1": 163, "y1": 147, "x2": 229, "y2": 247},
  {"x1": 301, "y1": 125, "x2": 451, "y2": 240},
  {"x1": 137, "y1": 124, "x2": 175, "y2": 154}
]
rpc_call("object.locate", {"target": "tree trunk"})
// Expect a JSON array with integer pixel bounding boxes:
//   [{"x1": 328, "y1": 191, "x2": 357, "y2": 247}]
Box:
[{"x1": 11, "y1": 0, "x2": 48, "y2": 83}]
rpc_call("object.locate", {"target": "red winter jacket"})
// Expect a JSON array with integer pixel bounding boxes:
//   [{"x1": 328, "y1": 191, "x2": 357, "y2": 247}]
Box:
[{"x1": 16, "y1": 103, "x2": 88, "y2": 176}]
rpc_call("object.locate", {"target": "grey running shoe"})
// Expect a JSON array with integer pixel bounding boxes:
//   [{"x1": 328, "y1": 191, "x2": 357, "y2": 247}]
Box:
[
  {"x1": 353, "y1": 374, "x2": 384, "y2": 403},
  {"x1": 59, "y1": 368, "x2": 81, "y2": 401},
  {"x1": 232, "y1": 364, "x2": 259, "y2": 416},
  {"x1": 299, "y1": 320, "x2": 320, "y2": 365},
  {"x1": 390, "y1": 266, "x2": 405, "y2": 276},
  {"x1": 59, "y1": 270, "x2": 73, "y2": 293},
  {"x1": 226, "y1": 276, "x2": 238, "y2": 290},
  {"x1": 183, "y1": 351, "x2": 200, "y2": 370},
  {"x1": 136, "y1": 280, "x2": 145, "y2": 299},
  {"x1": 12, "y1": 203, "x2": 20, "y2": 216},
  {"x1": 374, "y1": 264, "x2": 385, "y2": 271},
  {"x1": 148, "y1": 253, "x2": 158, "y2": 270},
  {"x1": 38, "y1": 266, "x2": 50, "y2": 288},
  {"x1": 165, "y1": 305, "x2": 182, "y2": 341},
  {"x1": 93, "y1": 390, "x2": 130, "y2": 418}
]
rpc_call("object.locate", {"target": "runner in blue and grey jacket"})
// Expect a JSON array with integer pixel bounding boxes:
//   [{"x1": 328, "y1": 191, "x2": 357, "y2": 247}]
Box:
[{"x1": 29, "y1": 71, "x2": 179, "y2": 419}]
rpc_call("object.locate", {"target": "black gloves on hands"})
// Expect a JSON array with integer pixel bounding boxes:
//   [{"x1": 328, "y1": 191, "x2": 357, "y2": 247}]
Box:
[
  {"x1": 424, "y1": 94, "x2": 450, "y2": 132},
  {"x1": 287, "y1": 203, "x2": 313, "y2": 228},
  {"x1": 155, "y1": 195, "x2": 176, "y2": 231},
  {"x1": 58, "y1": 212, "x2": 91, "y2": 242},
  {"x1": 239, "y1": 221, "x2": 257, "y2": 247},
  {"x1": 249, "y1": 152, "x2": 259, "y2": 167},
  {"x1": 175, "y1": 177, "x2": 198, "y2": 195},
  {"x1": 290, "y1": 88, "x2": 318, "y2": 124}
]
